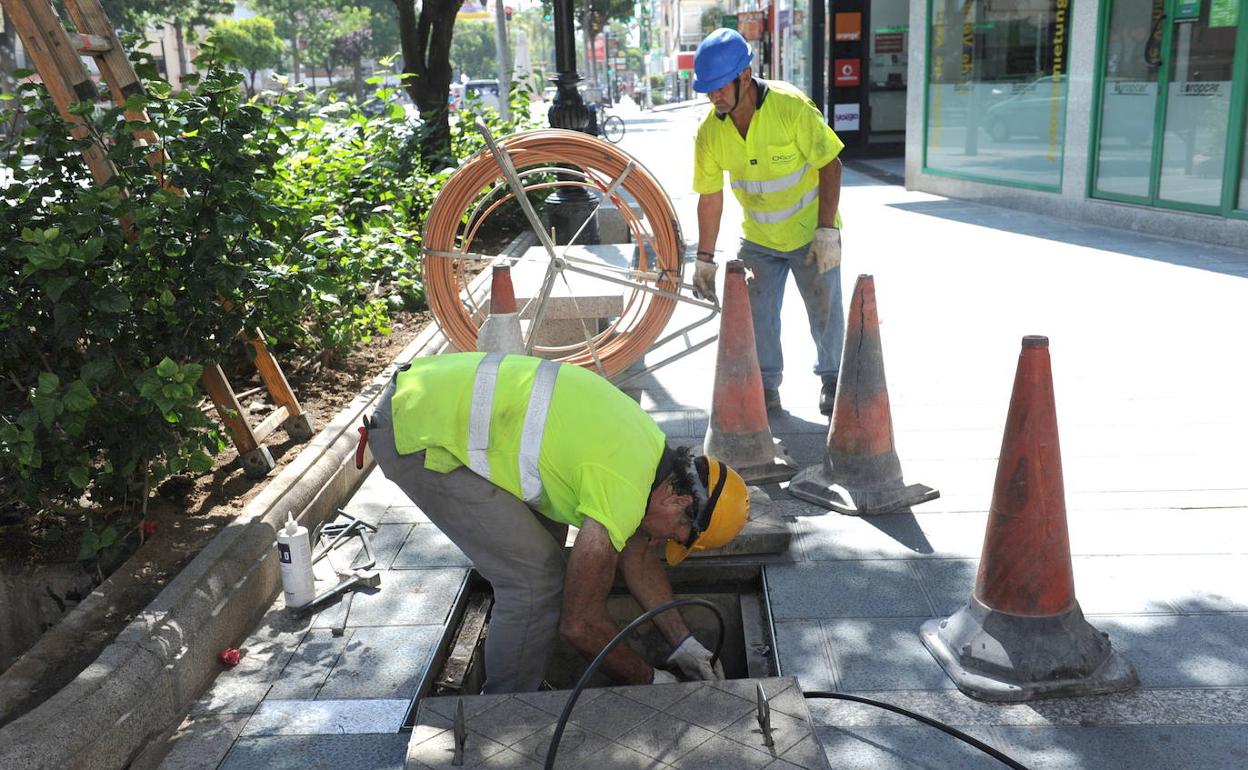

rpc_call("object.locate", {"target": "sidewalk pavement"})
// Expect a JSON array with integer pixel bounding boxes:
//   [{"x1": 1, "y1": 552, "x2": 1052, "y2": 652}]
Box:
[{"x1": 152, "y1": 107, "x2": 1248, "y2": 769}]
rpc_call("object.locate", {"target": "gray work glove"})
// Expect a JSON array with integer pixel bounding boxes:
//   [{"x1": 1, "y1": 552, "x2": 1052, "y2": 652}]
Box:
[
  {"x1": 651, "y1": 668, "x2": 679, "y2": 685},
  {"x1": 805, "y1": 227, "x2": 842, "y2": 273},
  {"x1": 665, "y1": 635, "x2": 725, "y2": 681},
  {"x1": 692, "y1": 258, "x2": 718, "y2": 302}
]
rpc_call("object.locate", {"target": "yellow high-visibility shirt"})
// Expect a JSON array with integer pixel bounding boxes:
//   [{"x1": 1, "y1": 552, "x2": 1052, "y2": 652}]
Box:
[
  {"x1": 693, "y1": 79, "x2": 844, "y2": 252},
  {"x1": 390, "y1": 353, "x2": 666, "y2": 552}
]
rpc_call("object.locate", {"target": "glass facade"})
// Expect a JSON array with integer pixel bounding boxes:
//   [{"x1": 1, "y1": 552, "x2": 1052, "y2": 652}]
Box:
[
  {"x1": 1093, "y1": 0, "x2": 1161, "y2": 198},
  {"x1": 924, "y1": 0, "x2": 1072, "y2": 188},
  {"x1": 869, "y1": 0, "x2": 909, "y2": 144},
  {"x1": 1241, "y1": 117, "x2": 1248, "y2": 210},
  {"x1": 777, "y1": 0, "x2": 813, "y2": 96}
]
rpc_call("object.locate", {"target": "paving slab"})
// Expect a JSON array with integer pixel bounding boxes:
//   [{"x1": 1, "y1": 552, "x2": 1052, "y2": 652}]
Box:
[
  {"x1": 407, "y1": 677, "x2": 831, "y2": 769},
  {"x1": 766, "y1": 562, "x2": 932, "y2": 619},
  {"x1": 391, "y1": 523, "x2": 473, "y2": 568},
  {"x1": 241, "y1": 698, "x2": 409, "y2": 735},
  {"x1": 994, "y1": 724, "x2": 1248, "y2": 770},
  {"x1": 318, "y1": 624, "x2": 445, "y2": 700},
  {"x1": 220, "y1": 733, "x2": 409, "y2": 770},
  {"x1": 310, "y1": 567, "x2": 467, "y2": 629}
]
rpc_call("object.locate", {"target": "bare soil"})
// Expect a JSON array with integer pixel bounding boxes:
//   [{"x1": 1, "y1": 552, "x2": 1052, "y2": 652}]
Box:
[{"x1": 0, "y1": 311, "x2": 430, "y2": 722}]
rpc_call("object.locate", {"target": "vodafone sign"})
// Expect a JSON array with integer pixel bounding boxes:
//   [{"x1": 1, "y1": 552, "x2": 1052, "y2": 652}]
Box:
[{"x1": 833, "y1": 59, "x2": 861, "y2": 87}]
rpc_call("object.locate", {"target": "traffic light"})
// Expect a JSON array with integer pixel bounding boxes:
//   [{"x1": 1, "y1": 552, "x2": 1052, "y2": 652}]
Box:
[{"x1": 504, "y1": 5, "x2": 513, "y2": 21}]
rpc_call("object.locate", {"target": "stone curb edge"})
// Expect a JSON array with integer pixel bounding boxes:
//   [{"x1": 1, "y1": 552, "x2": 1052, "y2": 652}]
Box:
[{"x1": 0, "y1": 318, "x2": 454, "y2": 770}]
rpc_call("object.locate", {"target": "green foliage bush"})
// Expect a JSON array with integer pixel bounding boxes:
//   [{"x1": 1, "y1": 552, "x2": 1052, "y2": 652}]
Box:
[{"x1": 0, "y1": 44, "x2": 537, "y2": 553}]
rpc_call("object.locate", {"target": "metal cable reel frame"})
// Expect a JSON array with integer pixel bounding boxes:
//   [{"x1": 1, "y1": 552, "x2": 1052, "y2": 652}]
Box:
[{"x1": 422, "y1": 127, "x2": 714, "y2": 379}]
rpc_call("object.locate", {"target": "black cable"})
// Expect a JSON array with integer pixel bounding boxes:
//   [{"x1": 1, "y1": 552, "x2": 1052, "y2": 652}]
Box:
[
  {"x1": 802, "y1": 691, "x2": 1029, "y2": 770},
  {"x1": 544, "y1": 598, "x2": 725, "y2": 770}
]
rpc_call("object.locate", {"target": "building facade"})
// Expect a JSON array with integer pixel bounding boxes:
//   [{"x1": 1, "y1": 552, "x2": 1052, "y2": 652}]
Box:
[{"x1": 904, "y1": 0, "x2": 1248, "y2": 246}]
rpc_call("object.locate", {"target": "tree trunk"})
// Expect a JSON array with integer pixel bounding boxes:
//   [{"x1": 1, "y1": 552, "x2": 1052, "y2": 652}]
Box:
[
  {"x1": 352, "y1": 56, "x2": 364, "y2": 101},
  {"x1": 173, "y1": 20, "x2": 189, "y2": 89},
  {"x1": 394, "y1": 0, "x2": 462, "y2": 166}
]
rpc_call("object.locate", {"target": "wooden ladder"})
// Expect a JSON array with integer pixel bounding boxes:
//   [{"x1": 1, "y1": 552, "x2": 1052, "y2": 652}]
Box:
[{"x1": 3, "y1": 0, "x2": 314, "y2": 478}]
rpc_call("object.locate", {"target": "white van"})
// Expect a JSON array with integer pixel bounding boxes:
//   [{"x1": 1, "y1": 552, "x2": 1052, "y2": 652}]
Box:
[{"x1": 462, "y1": 79, "x2": 502, "y2": 113}]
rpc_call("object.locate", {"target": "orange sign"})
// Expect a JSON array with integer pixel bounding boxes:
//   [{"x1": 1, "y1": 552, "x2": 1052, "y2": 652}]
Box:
[{"x1": 835, "y1": 13, "x2": 862, "y2": 42}]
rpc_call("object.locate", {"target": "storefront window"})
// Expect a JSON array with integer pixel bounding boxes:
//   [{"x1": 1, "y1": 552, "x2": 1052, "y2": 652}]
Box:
[
  {"x1": 1240, "y1": 115, "x2": 1248, "y2": 211},
  {"x1": 1093, "y1": 0, "x2": 1162, "y2": 199},
  {"x1": 924, "y1": 0, "x2": 1072, "y2": 188}
]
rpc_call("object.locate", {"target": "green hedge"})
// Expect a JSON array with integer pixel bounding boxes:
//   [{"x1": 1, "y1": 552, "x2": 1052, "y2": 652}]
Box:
[{"x1": 0, "y1": 45, "x2": 535, "y2": 556}]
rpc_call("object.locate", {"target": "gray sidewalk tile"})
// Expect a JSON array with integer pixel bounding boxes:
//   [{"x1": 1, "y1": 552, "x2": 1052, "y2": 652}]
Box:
[
  {"x1": 464, "y1": 696, "x2": 550, "y2": 747},
  {"x1": 908, "y1": 558, "x2": 978, "y2": 616},
  {"x1": 584, "y1": 741, "x2": 675, "y2": 769},
  {"x1": 823, "y1": 618, "x2": 958, "y2": 691},
  {"x1": 1071, "y1": 556, "x2": 1187, "y2": 615},
  {"x1": 392, "y1": 522, "x2": 473, "y2": 568},
  {"x1": 379, "y1": 504, "x2": 432, "y2": 524},
  {"x1": 774, "y1": 620, "x2": 838, "y2": 692},
  {"x1": 512, "y1": 721, "x2": 611, "y2": 768},
  {"x1": 312, "y1": 567, "x2": 466, "y2": 629},
  {"x1": 240, "y1": 698, "x2": 408, "y2": 736},
  {"x1": 318, "y1": 623, "x2": 443, "y2": 699},
  {"x1": 812, "y1": 725, "x2": 1007, "y2": 769},
  {"x1": 265, "y1": 629, "x2": 351, "y2": 700},
  {"x1": 319, "y1": 522, "x2": 414, "y2": 572},
  {"x1": 569, "y1": 688, "x2": 658, "y2": 740},
  {"x1": 674, "y1": 733, "x2": 776, "y2": 769},
  {"x1": 1164, "y1": 554, "x2": 1248, "y2": 613},
  {"x1": 614, "y1": 711, "x2": 715, "y2": 764},
  {"x1": 188, "y1": 678, "x2": 271, "y2": 717},
  {"x1": 995, "y1": 724, "x2": 1248, "y2": 770},
  {"x1": 1095, "y1": 614, "x2": 1248, "y2": 689},
  {"x1": 664, "y1": 683, "x2": 756, "y2": 733},
  {"x1": 153, "y1": 713, "x2": 249, "y2": 770},
  {"x1": 220, "y1": 733, "x2": 408, "y2": 770},
  {"x1": 767, "y1": 562, "x2": 932, "y2": 619}
]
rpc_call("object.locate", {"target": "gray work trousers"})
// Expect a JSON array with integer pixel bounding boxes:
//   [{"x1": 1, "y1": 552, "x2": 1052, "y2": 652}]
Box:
[{"x1": 368, "y1": 381, "x2": 569, "y2": 693}]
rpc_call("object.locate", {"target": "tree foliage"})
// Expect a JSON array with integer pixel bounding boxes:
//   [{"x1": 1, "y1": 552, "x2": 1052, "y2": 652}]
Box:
[
  {"x1": 211, "y1": 16, "x2": 285, "y2": 94},
  {"x1": 449, "y1": 20, "x2": 497, "y2": 81}
]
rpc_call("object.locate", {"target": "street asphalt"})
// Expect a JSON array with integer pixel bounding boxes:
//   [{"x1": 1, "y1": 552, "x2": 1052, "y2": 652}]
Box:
[{"x1": 152, "y1": 96, "x2": 1248, "y2": 769}]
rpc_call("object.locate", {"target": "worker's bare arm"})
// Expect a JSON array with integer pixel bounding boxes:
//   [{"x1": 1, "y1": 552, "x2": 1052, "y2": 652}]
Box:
[
  {"x1": 559, "y1": 519, "x2": 654, "y2": 685},
  {"x1": 620, "y1": 534, "x2": 691, "y2": 646},
  {"x1": 817, "y1": 157, "x2": 842, "y2": 228},
  {"x1": 696, "y1": 191, "x2": 724, "y2": 256}
]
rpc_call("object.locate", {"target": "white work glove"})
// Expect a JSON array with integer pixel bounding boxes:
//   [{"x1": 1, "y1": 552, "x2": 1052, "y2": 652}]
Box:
[
  {"x1": 651, "y1": 668, "x2": 679, "y2": 685},
  {"x1": 692, "y1": 257, "x2": 718, "y2": 302},
  {"x1": 806, "y1": 227, "x2": 842, "y2": 273},
  {"x1": 665, "y1": 635, "x2": 725, "y2": 681}
]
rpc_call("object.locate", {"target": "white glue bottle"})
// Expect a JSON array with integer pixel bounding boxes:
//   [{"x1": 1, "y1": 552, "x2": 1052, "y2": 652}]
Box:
[{"x1": 277, "y1": 512, "x2": 316, "y2": 609}]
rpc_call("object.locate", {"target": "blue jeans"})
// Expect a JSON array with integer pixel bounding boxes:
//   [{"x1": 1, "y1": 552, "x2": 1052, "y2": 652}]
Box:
[{"x1": 738, "y1": 238, "x2": 844, "y2": 391}]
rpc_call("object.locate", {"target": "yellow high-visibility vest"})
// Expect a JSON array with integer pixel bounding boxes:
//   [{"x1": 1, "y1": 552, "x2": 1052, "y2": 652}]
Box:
[
  {"x1": 693, "y1": 79, "x2": 844, "y2": 252},
  {"x1": 390, "y1": 353, "x2": 666, "y2": 551}
]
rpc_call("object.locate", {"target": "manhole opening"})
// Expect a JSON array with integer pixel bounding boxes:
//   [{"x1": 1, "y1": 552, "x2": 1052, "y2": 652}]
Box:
[{"x1": 430, "y1": 564, "x2": 775, "y2": 696}]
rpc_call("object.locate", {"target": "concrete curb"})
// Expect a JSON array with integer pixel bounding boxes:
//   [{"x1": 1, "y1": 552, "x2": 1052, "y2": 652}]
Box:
[{"x1": 0, "y1": 320, "x2": 452, "y2": 770}]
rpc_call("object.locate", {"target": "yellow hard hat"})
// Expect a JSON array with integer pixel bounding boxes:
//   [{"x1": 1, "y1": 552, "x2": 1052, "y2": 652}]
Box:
[{"x1": 666, "y1": 456, "x2": 750, "y2": 566}]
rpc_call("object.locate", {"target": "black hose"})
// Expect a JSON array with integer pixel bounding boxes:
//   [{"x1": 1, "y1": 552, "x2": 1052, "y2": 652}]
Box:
[
  {"x1": 802, "y1": 691, "x2": 1029, "y2": 769},
  {"x1": 544, "y1": 598, "x2": 726, "y2": 770}
]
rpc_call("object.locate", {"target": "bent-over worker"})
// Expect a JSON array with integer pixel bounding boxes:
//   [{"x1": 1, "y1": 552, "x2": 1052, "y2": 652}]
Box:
[{"x1": 364, "y1": 352, "x2": 750, "y2": 693}]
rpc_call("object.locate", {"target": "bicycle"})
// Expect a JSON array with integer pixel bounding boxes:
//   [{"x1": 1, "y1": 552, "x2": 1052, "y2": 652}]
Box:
[{"x1": 597, "y1": 111, "x2": 625, "y2": 144}]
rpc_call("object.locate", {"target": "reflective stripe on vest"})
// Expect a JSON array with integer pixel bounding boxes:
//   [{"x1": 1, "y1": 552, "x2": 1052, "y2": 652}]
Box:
[
  {"x1": 745, "y1": 186, "x2": 819, "y2": 225},
  {"x1": 730, "y1": 164, "x2": 809, "y2": 195},
  {"x1": 466, "y1": 354, "x2": 561, "y2": 505},
  {"x1": 466, "y1": 353, "x2": 505, "y2": 479}
]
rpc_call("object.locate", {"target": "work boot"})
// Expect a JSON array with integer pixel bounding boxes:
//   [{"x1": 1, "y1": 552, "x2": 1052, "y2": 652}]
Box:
[
  {"x1": 764, "y1": 388, "x2": 782, "y2": 413},
  {"x1": 819, "y1": 376, "x2": 837, "y2": 416}
]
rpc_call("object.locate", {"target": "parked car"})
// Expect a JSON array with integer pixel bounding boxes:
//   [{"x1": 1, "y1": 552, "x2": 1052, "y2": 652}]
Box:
[{"x1": 462, "y1": 79, "x2": 502, "y2": 113}]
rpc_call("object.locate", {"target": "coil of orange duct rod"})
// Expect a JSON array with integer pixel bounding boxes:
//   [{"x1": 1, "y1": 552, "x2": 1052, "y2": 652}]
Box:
[{"x1": 422, "y1": 128, "x2": 684, "y2": 379}]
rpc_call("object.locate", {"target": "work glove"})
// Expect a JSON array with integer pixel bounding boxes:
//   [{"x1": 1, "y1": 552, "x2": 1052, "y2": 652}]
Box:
[
  {"x1": 805, "y1": 227, "x2": 842, "y2": 273},
  {"x1": 665, "y1": 634, "x2": 724, "y2": 681},
  {"x1": 692, "y1": 258, "x2": 718, "y2": 302},
  {"x1": 651, "y1": 668, "x2": 679, "y2": 685}
]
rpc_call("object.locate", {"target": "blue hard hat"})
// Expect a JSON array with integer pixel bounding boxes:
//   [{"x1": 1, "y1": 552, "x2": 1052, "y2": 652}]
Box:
[{"x1": 692, "y1": 28, "x2": 753, "y2": 94}]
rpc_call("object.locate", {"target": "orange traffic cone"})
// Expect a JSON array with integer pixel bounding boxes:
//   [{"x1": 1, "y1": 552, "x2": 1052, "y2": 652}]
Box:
[
  {"x1": 920, "y1": 336, "x2": 1137, "y2": 701},
  {"x1": 476, "y1": 265, "x2": 524, "y2": 354},
  {"x1": 704, "y1": 261, "x2": 797, "y2": 484},
  {"x1": 789, "y1": 274, "x2": 937, "y2": 515}
]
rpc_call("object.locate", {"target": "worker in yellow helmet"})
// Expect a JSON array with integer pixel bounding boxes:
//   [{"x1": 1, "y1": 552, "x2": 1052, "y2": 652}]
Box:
[
  {"x1": 362, "y1": 352, "x2": 750, "y2": 693},
  {"x1": 690, "y1": 28, "x2": 846, "y2": 417}
]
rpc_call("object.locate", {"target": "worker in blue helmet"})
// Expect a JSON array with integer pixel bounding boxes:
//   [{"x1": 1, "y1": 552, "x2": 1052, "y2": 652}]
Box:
[{"x1": 690, "y1": 28, "x2": 846, "y2": 417}]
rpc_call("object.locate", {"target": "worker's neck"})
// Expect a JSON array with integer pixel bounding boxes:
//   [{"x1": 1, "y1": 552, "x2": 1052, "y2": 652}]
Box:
[{"x1": 730, "y1": 80, "x2": 757, "y2": 134}]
